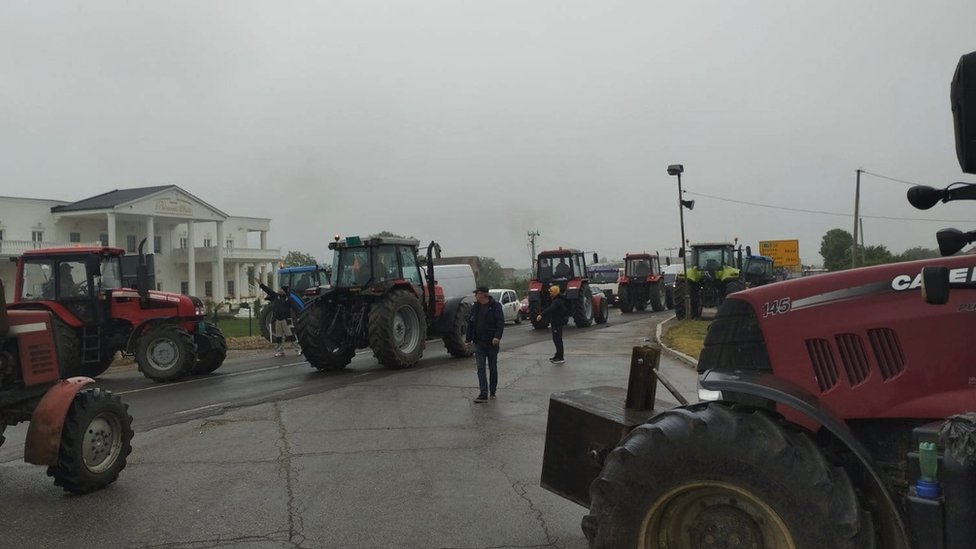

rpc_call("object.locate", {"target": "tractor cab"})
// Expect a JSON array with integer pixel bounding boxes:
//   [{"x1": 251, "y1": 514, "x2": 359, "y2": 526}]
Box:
[
  {"x1": 741, "y1": 254, "x2": 776, "y2": 287},
  {"x1": 689, "y1": 243, "x2": 738, "y2": 276},
  {"x1": 536, "y1": 249, "x2": 586, "y2": 285},
  {"x1": 622, "y1": 253, "x2": 661, "y2": 281},
  {"x1": 329, "y1": 235, "x2": 427, "y2": 295},
  {"x1": 279, "y1": 264, "x2": 331, "y2": 299}
]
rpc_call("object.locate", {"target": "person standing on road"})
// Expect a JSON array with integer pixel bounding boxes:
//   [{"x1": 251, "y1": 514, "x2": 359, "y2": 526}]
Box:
[
  {"x1": 537, "y1": 285, "x2": 568, "y2": 364},
  {"x1": 258, "y1": 279, "x2": 302, "y2": 357},
  {"x1": 465, "y1": 286, "x2": 505, "y2": 403}
]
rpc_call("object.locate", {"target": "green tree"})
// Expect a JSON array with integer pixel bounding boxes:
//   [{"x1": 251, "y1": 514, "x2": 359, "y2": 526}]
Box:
[
  {"x1": 477, "y1": 256, "x2": 507, "y2": 287},
  {"x1": 820, "y1": 229, "x2": 854, "y2": 271},
  {"x1": 371, "y1": 230, "x2": 415, "y2": 239},
  {"x1": 894, "y1": 246, "x2": 940, "y2": 262},
  {"x1": 282, "y1": 250, "x2": 317, "y2": 267},
  {"x1": 861, "y1": 244, "x2": 894, "y2": 267}
]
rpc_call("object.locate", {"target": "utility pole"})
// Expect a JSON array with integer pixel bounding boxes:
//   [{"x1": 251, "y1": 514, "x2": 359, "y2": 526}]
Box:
[
  {"x1": 528, "y1": 230, "x2": 540, "y2": 270},
  {"x1": 852, "y1": 168, "x2": 861, "y2": 268},
  {"x1": 860, "y1": 217, "x2": 865, "y2": 266}
]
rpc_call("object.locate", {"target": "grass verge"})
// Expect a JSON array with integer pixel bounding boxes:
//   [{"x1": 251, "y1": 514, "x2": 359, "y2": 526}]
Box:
[{"x1": 662, "y1": 319, "x2": 711, "y2": 360}]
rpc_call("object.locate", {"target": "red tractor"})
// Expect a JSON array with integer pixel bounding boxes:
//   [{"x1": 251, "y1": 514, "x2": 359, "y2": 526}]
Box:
[
  {"x1": 528, "y1": 249, "x2": 608, "y2": 329},
  {"x1": 296, "y1": 235, "x2": 472, "y2": 371},
  {"x1": 1, "y1": 279, "x2": 133, "y2": 493},
  {"x1": 9, "y1": 243, "x2": 227, "y2": 382},
  {"x1": 616, "y1": 253, "x2": 666, "y2": 313},
  {"x1": 540, "y1": 52, "x2": 976, "y2": 548}
]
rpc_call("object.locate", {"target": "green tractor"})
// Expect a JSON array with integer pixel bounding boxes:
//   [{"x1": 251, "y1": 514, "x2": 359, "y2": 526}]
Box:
[{"x1": 673, "y1": 242, "x2": 745, "y2": 320}]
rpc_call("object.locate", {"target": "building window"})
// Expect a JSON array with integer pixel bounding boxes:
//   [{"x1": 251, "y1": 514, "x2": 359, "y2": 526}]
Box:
[
  {"x1": 154, "y1": 236, "x2": 162, "y2": 254},
  {"x1": 0, "y1": 229, "x2": 5, "y2": 241},
  {"x1": 126, "y1": 235, "x2": 137, "y2": 253},
  {"x1": 179, "y1": 237, "x2": 188, "y2": 249},
  {"x1": 99, "y1": 233, "x2": 108, "y2": 246},
  {"x1": 157, "y1": 282, "x2": 162, "y2": 291},
  {"x1": 226, "y1": 239, "x2": 234, "y2": 249},
  {"x1": 204, "y1": 238, "x2": 212, "y2": 248},
  {"x1": 69, "y1": 232, "x2": 81, "y2": 243},
  {"x1": 227, "y1": 280, "x2": 235, "y2": 296},
  {"x1": 180, "y1": 281, "x2": 188, "y2": 295},
  {"x1": 204, "y1": 281, "x2": 213, "y2": 297},
  {"x1": 32, "y1": 230, "x2": 43, "y2": 242}
]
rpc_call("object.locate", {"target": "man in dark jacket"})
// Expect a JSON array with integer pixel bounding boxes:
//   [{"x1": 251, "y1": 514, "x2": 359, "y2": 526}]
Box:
[
  {"x1": 465, "y1": 286, "x2": 505, "y2": 403},
  {"x1": 537, "y1": 285, "x2": 568, "y2": 364},
  {"x1": 258, "y1": 279, "x2": 303, "y2": 357}
]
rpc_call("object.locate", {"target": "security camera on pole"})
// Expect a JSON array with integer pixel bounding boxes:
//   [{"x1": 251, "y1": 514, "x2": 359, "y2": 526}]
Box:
[{"x1": 668, "y1": 164, "x2": 694, "y2": 318}]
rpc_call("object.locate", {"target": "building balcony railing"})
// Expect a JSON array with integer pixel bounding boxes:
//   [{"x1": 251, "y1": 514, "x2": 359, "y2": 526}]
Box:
[
  {"x1": 168, "y1": 246, "x2": 281, "y2": 263},
  {"x1": 0, "y1": 240, "x2": 103, "y2": 257}
]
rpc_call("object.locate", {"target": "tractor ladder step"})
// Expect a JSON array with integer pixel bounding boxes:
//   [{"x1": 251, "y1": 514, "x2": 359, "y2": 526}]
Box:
[{"x1": 81, "y1": 326, "x2": 101, "y2": 364}]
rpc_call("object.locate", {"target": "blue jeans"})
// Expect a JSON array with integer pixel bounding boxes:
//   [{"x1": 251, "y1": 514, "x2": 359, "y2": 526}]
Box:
[{"x1": 474, "y1": 342, "x2": 499, "y2": 397}]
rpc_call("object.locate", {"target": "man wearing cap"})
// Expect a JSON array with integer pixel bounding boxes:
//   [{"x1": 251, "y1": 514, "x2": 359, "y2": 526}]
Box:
[
  {"x1": 258, "y1": 278, "x2": 303, "y2": 357},
  {"x1": 465, "y1": 286, "x2": 505, "y2": 403}
]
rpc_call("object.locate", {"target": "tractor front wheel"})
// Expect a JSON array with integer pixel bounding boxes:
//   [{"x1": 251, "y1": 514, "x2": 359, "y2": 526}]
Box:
[
  {"x1": 48, "y1": 387, "x2": 134, "y2": 494},
  {"x1": 369, "y1": 290, "x2": 427, "y2": 368},
  {"x1": 135, "y1": 325, "x2": 197, "y2": 382},
  {"x1": 443, "y1": 301, "x2": 473, "y2": 358},
  {"x1": 594, "y1": 296, "x2": 609, "y2": 324},
  {"x1": 530, "y1": 303, "x2": 548, "y2": 329},
  {"x1": 583, "y1": 403, "x2": 875, "y2": 549},
  {"x1": 664, "y1": 286, "x2": 674, "y2": 309},
  {"x1": 673, "y1": 280, "x2": 689, "y2": 320},
  {"x1": 296, "y1": 300, "x2": 355, "y2": 371},
  {"x1": 191, "y1": 324, "x2": 227, "y2": 375}
]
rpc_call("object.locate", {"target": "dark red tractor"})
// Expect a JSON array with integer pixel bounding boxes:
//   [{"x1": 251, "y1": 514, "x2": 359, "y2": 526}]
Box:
[
  {"x1": 616, "y1": 253, "x2": 666, "y2": 313},
  {"x1": 9, "y1": 243, "x2": 226, "y2": 382},
  {"x1": 540, "y1": 52, "x2": 976, "y2": 548},
  {"x1": 528, "y1": 249, "x2": 608, "y2": 329},
  {"x1": 296, "y1": 235, "x2": 472, "y2": 371},
  {"x1": 1, "y1": 279, "x2": 133, "y2": 493}
]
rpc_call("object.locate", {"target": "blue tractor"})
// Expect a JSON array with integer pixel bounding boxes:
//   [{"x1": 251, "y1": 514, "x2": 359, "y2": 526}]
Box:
[{"x1": 259, "y1": 264, "x2": 331, "y2": 341}]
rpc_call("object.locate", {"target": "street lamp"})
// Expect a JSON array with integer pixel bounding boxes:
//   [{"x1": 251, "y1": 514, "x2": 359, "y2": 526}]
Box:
[{"x1": 668, "y1": 164, "x2": 692, "y2": 319}]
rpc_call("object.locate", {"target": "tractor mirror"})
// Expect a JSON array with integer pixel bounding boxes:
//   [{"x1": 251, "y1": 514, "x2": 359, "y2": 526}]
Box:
[
  {"x1": 665, "y1": 257, "x2": 671, "y2": 266},
  {"x1": 921, "y1": 266, "x2": 950, "y2": 305},
  {"x1": 952, "y1": 51, "x2": 976, "y2": 174},
  {"x1": 936, "y1": 227, "x2": 976, "y2": 256},
  {"x1": 678, "y1": 247, "x2": 685, "y2": 258},
  {"x1": 592, "y1": 253, "x2": 598, "y2": 264}
]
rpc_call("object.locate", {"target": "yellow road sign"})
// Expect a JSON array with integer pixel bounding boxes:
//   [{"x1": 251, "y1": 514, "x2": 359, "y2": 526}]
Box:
[{"x1": 758, "y1": 240, "x2": 800, "y2": 269}]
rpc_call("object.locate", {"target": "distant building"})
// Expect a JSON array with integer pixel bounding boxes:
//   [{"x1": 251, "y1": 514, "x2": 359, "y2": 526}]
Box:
[{"x1": 0, "y1": 185, "x2": 280, "y2": 303}]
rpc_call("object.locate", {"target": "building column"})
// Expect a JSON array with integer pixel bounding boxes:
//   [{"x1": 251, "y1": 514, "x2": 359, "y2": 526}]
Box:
[
  {"x1": 145, "y1": 216, "x2": 155, "y2": 255},
  {"x1": 211, "y1": 261, "x2": 218, "y2": 301},
  {"x1": 234, "y1": 263, "x2": 242, "y2": 301},
  {"x1": 106, "y1": 212, "x2": 117, "y2": 247},
  {"x1": 260, "y1": 230, "x2": 267, "y2": 250},
  {"x1": 215, "y1": 221, "x2": 225, "y2": 301},
  {"x1": 187, "y1": 221, "x2": 196, "y2": 296}
]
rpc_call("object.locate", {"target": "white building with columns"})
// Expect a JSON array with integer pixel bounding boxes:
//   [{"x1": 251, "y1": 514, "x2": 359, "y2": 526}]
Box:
[{"x1": 0, "y1": 186, "x2": 281, "y2": 304}]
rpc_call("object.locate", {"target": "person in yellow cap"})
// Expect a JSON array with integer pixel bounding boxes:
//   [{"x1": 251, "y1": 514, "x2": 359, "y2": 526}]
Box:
[{"x1": 536, "y1": 285, "x2": 568, "y2": 364}]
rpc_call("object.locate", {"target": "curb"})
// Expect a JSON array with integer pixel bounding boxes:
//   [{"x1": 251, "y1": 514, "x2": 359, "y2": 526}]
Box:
[{"x1": 655, "y1": 314, "x2": 699, "y2": 367}]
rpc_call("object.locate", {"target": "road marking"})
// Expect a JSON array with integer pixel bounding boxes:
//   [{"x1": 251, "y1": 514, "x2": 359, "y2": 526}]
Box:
[
  {"x1": 175, "y1": 402, "x2": 230, "y2": 415},
  {"x1": 116, "y1": 361, "x2": 307, "y2": 395}
]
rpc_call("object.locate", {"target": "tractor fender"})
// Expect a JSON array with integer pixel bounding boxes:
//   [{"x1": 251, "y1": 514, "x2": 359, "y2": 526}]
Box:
[
  {"x1": 700, "y1": 369, "x2": 911, "y2": 549},
  {"x1": 125, "y1": 317, "x2": 177, "y2": 354},
  {"x1": 433, "y1": 295, "x2": 470, "y2": 333},
  {"x1": 24, "y1": 376, "x2": 95, "y2": 466},
  {"x1": 7, "y1": 301, "x2": 84, "y2": 329}
]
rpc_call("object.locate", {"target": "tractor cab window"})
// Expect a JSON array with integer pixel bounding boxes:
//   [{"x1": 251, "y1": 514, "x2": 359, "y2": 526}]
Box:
[
  {"x1": 98, "y1": 256, "x2": 123, "y2": 291},
  {"x1": 574, "y1": 255, "x2": 585, "y2": 278},
  {"x1": 58, "y1": 260, "x2": 89, "y2": 298},
  {"x1": 695, "y1": 249, "x2": 725, "y2": 271},
  {"x1": 399, "y1": 249, "x2": 422, "y2": 286},
  {"x1": 291, "y1": 272, "x2": 314, "y2": 293},
  {"x1": 336, "y1": 248, "x2": 370, "y2": 287},
  {"x1": 627, "y1": 259, "x2": 651, "y2": 278},
  {"x1": 537, "y1": 258, "x2": 554, "y2": 282},
  {"x1": 20, "y1": 259, "x2": 53, "y2": 300},
  {"x1": 374, "y1": 246, "x2": 401, "y2": 282}
]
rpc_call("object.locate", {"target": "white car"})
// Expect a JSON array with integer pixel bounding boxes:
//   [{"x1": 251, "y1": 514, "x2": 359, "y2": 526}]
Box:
[{"x1": 489, "y1": 289, "x2": 522, "y2": 324}]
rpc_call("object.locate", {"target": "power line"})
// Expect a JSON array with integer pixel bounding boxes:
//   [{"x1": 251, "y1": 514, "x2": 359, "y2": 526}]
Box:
[
  {"x1": 683, "y1": 190, "x2": 972, "y2": 223},
  {"x1": 859, "y1": 170, "x2": 923, "y2": 187}
]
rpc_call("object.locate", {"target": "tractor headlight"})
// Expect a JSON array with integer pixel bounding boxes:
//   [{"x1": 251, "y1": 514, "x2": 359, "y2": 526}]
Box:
[{"x1": 195, "y1": 306, "x2": 205, "y2": 316}]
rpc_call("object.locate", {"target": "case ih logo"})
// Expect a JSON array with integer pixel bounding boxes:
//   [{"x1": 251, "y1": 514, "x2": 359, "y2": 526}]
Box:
[{"x1": 891, "y1": 266, "x2": 976, "y2": 291}]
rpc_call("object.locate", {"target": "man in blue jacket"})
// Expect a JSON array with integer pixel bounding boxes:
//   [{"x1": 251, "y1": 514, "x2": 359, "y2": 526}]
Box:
[{"x1": 465, "y1": 286, "x2": 505, "y2": 403}]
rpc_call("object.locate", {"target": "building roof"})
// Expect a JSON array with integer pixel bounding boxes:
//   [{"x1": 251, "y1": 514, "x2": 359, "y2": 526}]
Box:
[{"x1": 51, "y1": 185, "x2": 178, "y2": 213}]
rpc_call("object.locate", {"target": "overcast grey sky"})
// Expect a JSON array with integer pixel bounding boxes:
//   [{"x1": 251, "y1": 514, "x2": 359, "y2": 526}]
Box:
[{"x1": 3, "y1": 1, "x2": 976, "y2": 268}]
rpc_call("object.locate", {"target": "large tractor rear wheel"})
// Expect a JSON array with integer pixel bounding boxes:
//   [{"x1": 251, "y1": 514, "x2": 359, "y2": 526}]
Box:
[
  {"x1": 665, "y1": 287, "x2": 674, "y2": 309},
  {"x1": 369, "y1": 289, "x2": 427, "y2": 369},
  {"x1": 530, "y1": 303, "x2": 548, "y2": 329},
  {"x1": 296, "y1": 300, "x2": 355, "y2": 371},
  {"x1": 584, "y1": 403, "x2": 875, "y2": 549},
  {"x1": 48, "y1": 387, "x2": 134, "y2": 494},
  {"x1": 649, "y1": 281, "x2": 664, "y2": 312},
  {"x1": 617, "y1": 285, "x2": 634, "y2": 313},
  {"x1": 258, "y1": 306, "x2": 273, "y2": 341},
  {"x1": 135, "y1": 325, "x2": 197, "y2": 382},
  {"x1": 191, "y1": 324, "x2": 227, "y2": 375},
  {"x1": 573, "y1": 286, "x2": 595, "y2": 328},
  {"x1": 442, "y1": 301, "x2": 473, "y2": 358}
]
